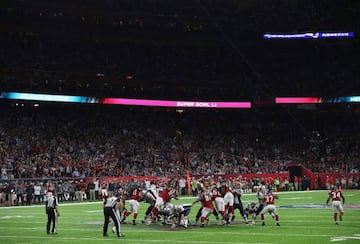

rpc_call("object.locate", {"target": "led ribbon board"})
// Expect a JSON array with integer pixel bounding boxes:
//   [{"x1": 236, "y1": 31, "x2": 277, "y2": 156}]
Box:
[
  {"x1": 102, "y1": 98, "x2": 251, "y2": 108},
  {"x1": 0, "y1": 92, "x2": 98, "y2": 103},
  {"x1": 2, "y1": 92, "x2": 359, "y2": 106},
  {"x1": 263, "y1": 32, "x2": 354, "y2": 39},
  {"x1": 0, "y1": 92, "x2": 251, "y2": 108},
  {"x1": 275, "y1": 97, "x2": 322, "y2": 104},
  {"x1": 276, "y1": 96, "x2": 360, "y2": 104}
]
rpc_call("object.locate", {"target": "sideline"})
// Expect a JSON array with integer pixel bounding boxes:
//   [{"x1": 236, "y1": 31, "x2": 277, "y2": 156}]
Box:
[{"x1": 0, "y1": 190, "x2": 358, "y2": 210}]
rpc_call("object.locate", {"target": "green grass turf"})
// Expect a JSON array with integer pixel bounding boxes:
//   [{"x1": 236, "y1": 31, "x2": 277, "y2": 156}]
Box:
[{"x1": 0, "y1": 190, "x2": 359, "y2": 244}]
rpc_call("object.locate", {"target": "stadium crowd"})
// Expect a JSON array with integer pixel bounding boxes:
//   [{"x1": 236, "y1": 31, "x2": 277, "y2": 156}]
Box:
[
  {"x1": 1, "y1": 105, "x2": 359, "y2": 178},
  {"x1": 0, "y1": 103, "x2": 359, "y2": 207}
]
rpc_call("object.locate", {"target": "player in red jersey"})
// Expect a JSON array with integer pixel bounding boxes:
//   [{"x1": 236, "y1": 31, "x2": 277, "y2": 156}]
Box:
[
  {"x1": 211, "y1": 184, "x2": 226, "y2": 225},
  {"x1": 149, "y1": 182, "x2": 178, "y2": 222},
  {"x1": 192, "y1": 180, "x2": 215, "y2": 227},
  {"x1": 122, "y1": 186, "x2": 143, "y2": 225},
  {"x1": 101, "y1": 183, "x2": 108, "y2": 199},
  {"x1": 326, "y1": 186, "x2": 345, "y2": 224},
  {"x1": 260, "y1": 190, "x2": 280, "y2": 226},
  {"x1": 221, "y1": 179, "x2": 235, "y2": 223}
]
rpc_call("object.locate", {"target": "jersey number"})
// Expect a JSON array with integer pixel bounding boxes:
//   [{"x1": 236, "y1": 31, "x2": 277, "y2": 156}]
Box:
[
  {"x1": 331, "y1": 191, "x2": 340, "y2": 199},
  {"x1": 265, "y1": 195, "x2": 274, "y2": 203}
]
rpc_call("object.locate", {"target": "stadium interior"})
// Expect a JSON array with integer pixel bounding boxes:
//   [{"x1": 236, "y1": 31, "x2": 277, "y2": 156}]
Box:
[{"x1": 0, "y1": 0, "x2": 359, "y2": 185}]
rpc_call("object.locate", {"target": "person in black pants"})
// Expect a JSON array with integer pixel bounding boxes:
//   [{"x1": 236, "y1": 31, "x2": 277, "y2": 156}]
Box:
[
  {"x1": 16, "y1": 181, "x2": 24, "y2": 206},
  {"x1": 233, "y1": 186, "x2": 248, "y2": 224},
  {"x1": 25, "y1": 182, "x2": 34, "y2": 205},
  {"x1": 45, "y1": 191, "x2": 59, "y2": 234},
  {"x1": 103, "y1": 192, "x2": 125, "y2": 238}
]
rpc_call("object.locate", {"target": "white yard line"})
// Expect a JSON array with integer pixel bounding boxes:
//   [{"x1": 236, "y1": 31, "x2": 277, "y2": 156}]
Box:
[
  {"x1": 1, "y1": 225, "x2": 359, "y2": 231},
  {"x1": 0, "y1": 235, "x2": 273, "y2": 244}
]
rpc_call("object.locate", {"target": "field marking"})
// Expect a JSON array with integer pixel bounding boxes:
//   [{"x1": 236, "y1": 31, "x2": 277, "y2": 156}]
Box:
[
  {"x1": 282, "y1": 197, "x2": 313, "y2": 200},
  {"x1": 2, "y1": 226, "x2": 360, "y2": 234},
  {"x1": 0, "y1": 235, "x2": 272, "y2": 244},
  {"x1": 0, "y1": 201, "x2": 103, "y2": 210},
  {"x1": 1, "y1": 218, "x2": 360, "y2": 225},
  {"x1": 0, "y1": 215, "x2": 35, "y2": 219},
  {"x1": 0, "y1": 230, "x2": 334, "y2": 238},
  {"x1": 330, "y1": 234, "x2": 360, "y2": 242}
]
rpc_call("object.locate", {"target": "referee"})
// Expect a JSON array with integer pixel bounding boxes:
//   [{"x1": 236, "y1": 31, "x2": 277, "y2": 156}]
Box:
[
  {"x1": 45, "y1": 191, "x2": 59, "y2": 234},
  {"x1": 103, "y1": 192, "x2": 125, "y2": 238}
]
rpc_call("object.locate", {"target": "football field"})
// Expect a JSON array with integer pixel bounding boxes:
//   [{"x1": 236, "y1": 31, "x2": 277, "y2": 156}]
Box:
[{"x1": 0, "y1": 190, "x2": 359, "y2": 244}]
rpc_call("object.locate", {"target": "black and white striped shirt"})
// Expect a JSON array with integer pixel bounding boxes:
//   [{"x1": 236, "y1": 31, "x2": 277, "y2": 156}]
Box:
[
  {"x1": 46, "y1": 196, "x2": 57, "y2": 209},
  {"x1": 104, "y1": 196, "x2": 119, "y2": 208}
]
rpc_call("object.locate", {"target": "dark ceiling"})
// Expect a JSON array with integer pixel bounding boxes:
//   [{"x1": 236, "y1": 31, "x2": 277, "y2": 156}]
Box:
[{"x1": 0, "y1": 0, "x2": 359, "y2": 100}]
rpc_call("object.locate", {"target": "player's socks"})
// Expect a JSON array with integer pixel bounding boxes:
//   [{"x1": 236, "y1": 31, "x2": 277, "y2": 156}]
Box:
[
  {"x1": 229, "y1": 206, "x2": 235, "y2": 216},
  {"x1": 244, "y1": 215, "x2": 248, "y2": 223},
  {"x1": 215, "y1": 216, "x2": 220, "y2": 225},
  {"x1": 195, "y1": 216, "x2": 200, "y2": 225},
  {"x1": 200, "y1": 217, "x2": 207, "y2": 226},
  {"x1": 260, "y1": 213, "x2": 265, "y2": 222}
]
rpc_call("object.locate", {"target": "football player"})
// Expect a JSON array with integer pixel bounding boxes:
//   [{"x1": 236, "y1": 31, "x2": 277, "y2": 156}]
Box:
[
  {"x1": 170, "y1": 204, "x2": 192, "y2": 229},
  {"x1": 244, "y1": 201, "x2": 258, "y2": 224},
  {"x1": 141, "y1": 188, "x2": 157, "y2": 224},
  {"x1": 211, "y1": 183, "x2": 226, "y2": 225},
  {"x1": 253, "y1": 185, "x2": 266, "y2": 224},
  {"x1": 192, "y1": 180, "x2": 215, "y2": 227},
  {"x1": 148, "y1": 181, "x2": 178, "y2": 222},
  {"x1": 233, "y1": 181, "x2": 248, "y2": 224},
  {"x1": 122, "y1": 185, "x2": 143, "y2": 225},
  {"x1": 326, "y1": 186, "x2": 345, "y2": 224},
  {"x1": 260, "y1": 190, "x2": 280, "y2": 226},
  {"x1": 221, "y1": 179, "x2": 235, "y2": 224}
]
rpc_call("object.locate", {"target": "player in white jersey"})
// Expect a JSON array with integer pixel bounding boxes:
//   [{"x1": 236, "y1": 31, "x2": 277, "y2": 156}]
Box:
[
  {"x1": 233, "y1": 181, "x2": 248, "y2": 224},
  {"x1": 169, "y1": 204, "x2": 192, "y2": 229},
  {"x1": 244, "y1": 201, "x2": 258, "y2": 224}
]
